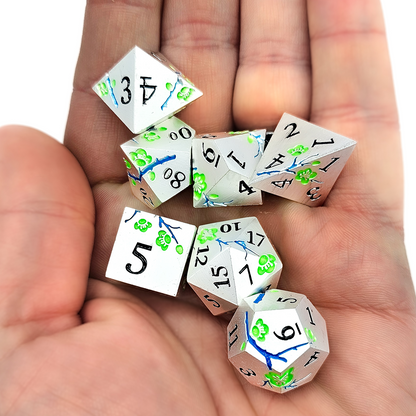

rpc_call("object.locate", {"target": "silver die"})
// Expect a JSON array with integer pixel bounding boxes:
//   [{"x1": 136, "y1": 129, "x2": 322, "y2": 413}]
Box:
[{"x1": 228, "y1": 289, "x2": 329, "y2": 393}]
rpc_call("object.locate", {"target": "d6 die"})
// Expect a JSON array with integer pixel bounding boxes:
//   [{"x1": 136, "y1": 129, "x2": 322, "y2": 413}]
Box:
[
  {"x1": 106, "y1": 207, "x2": 196, "y2": 296},
  {"x1": 93, "y1": 46, "x2": 202, "y2": 134},
  {"x1": 250, "y1": 113, "x2": 356, "y2": 206},
  {"x1": 192, "y1": 130, "x2": 266, "y2": 207},
  {"x1": 187, "y1": 217, "x2": 282, "y2": 315},
  {"x1": 121, "y1": 116, "x2": 195, "y2": 209},
  {"x1": 228, "y1": 289, "x2": 329, "y2": 393}
]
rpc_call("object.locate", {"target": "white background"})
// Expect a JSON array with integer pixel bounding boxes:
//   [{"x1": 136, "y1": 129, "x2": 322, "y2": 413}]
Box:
[{"x1": 0, "y1": 1, "x2": 415, "y2": 289}]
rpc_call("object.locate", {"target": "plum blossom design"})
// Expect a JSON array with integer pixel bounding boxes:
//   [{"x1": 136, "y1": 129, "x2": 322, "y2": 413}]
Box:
[
  {"x1": 130, "y1": 148, "x2": 152, "y2": 167},
  {"x1": 156, "y1": 230, "x2": 171, "y2": 251},
  {"x1": 197, "y1": 228, "x2": 218, "y2": 244},
  {"x1": 264, "y1": 367, "x2": 294, "y2": 388},
  {"x1": 287, "y1": 144, "x2": 309, "y2": 156},
  {"x1": 177, "y1": 87, "x2": 194, "y2": 102},
  {"x1": 251, "y1": 319, "x2": 269, "y2": 342},
  {"x1": 258, "y1": 254, "x2": 277, "y2": 275},
  {"x1": 134, "y1": 219, "x2": 152, "y2": 232},
  {"x1": 295, "y1": 168, "x2": 317, "y2": 185},
  {"x1": 193, "y1": 172, "x2": 208, "y2": 200}
]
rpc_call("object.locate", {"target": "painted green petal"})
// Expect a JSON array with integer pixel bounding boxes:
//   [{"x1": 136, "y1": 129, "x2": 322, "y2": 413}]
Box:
[
  {"x1": 209, "y1": 194, "x2": 219, "y2": 199},
  {"x1": 312, "y1": 160, "x2": 321, "y2": 166},
  {"x1": 124, "y1": 159, "x2": 132, "y2": 169},
  {"x1": 252, "y1": 326, "x2": 260, "y2": 337},
  {"x1": 310, "y1": 172, "x2": 317, "y2": 179},
  {"x1": 137, "y1": 149, "x2": 147, "y2": 156},
  {"x1": 161, "y1": 244, "x2": 169, "y2": 251},
  {"x1": 301, "y1": 178, "x2": 309, "y2": 185},
  {"x1": 134, "y1": 222, "x2": 140, "y2": 230},
  {"x1": 149, "y1": 171, "x2": 156, "y2": 181},
  {"x1": 176, "y1": 245, "x2": 184, "y2": 255},
  {"x1": 139, "y1": 219, "x2": 146, "y2": 224},
  {"x1": 136, "y1": 159, "x2": 146, "y2": 167},
  {"x1": 259, "y1": 255, "x2": 268, "y2": 266},
  {"x1": 165, "y1": 234, "x2": 171, "y2": 244},
  {"x1": 159, "y1": 126, "x2": 167, "y2": 131},
  {"x1": 131, "y1": 179, "x2": 136, "y2": 186},
  {"x1": 166, "y1": 82, "x2": 173, "y2": 91}
]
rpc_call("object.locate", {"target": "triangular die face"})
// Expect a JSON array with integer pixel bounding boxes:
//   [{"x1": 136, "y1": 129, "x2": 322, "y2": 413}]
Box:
[
  {"x1": 204, "y1": 171, "x2": 262, "y2": 207},
  {"x1": 252, "y1": 113, "x2": 356, "y2": 184},
  {"x1": 187, "y1": 247, "x2": 238, "y2": 305},
  {"x1": 252, "y1": 146, "x2": 355, "y2": 206},
  {"x1": 93, "y1": 46, "x2": 202, "y2": 134},
  {"x1": 215, "y1": 130, "x2": 266, "y2": 176}
]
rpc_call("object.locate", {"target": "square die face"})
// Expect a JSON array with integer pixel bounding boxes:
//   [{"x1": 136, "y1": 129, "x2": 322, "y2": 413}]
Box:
[{"x1": 106, "y1": 207, "x2": 196, "y2": 296}]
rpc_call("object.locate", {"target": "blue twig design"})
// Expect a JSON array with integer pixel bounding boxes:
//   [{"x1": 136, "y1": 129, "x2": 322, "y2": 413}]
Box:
[
  {"x1": 125, "y1": 209, "x2": 141, "y2": 223},
  {"x1": 159, "y1": 217, "x2": 181, "y2": 245},
  {"x1": 161, "y1": 74, "x2": 183, "y2": 110}
]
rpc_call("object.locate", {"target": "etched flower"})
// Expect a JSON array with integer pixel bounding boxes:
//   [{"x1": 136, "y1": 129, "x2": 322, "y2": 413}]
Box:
[
  {"x1": 251, "y1": 318, "x2": 269, "y2": 342},
  {"x1": 142, "y1": 131, "x2": 160, "y2": 142},
  {"x1": 288, "y1": 144, "x2": 308, "y2": 156},
  {"x1": 156, "y1": 230, "x2": 171, "y2": 251},
  {"x1": 134, "y1": 218, "x2": 152, "y2": 232},
  {"x1": 257, "y1": 254, "x2": 277, "y2": 275},
  {"x1": 295, "y1": 168, "x2": 317, "y2": 185},
  {"x1": 177, "y1": 87, "x2": 194, "y2": 101},
  {"x1": 197, "y1": 228, "x2": 218, "y2": 244},
  {"x1": 129, "y1": 148, "x2": 152, "y2": 167},
  {"x1": 265, "y1": 368, "x2": 294, "y2": 388},
  {"x1": 193, "y1": 172, "x2": 207, "y2": 200}
]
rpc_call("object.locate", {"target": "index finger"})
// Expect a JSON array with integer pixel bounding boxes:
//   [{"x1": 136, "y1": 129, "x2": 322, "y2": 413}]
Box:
[{"x1": 64, "y1": 0, "x2": 163, "y2": 186}]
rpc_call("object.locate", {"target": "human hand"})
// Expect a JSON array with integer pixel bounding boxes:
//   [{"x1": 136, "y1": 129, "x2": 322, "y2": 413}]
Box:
[{"x1": 1, "y1": 0, "x2": 415, "y2": 415}]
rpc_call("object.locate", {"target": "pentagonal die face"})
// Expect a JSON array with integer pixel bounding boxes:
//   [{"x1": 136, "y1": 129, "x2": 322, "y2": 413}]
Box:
[
  {"x1": 121, "y1": 116, "x2": 195, "y2": 209},
  {"x1": 228, "y1": 290, "x2": 329, "y2": 393},
  {"x1": 106, "y1": 207, "x2": 196, "y2": 297},
  {"x1": 250, "y1": 113, "x2": 356, "y2": 206},
  {"x1": 187, "y1": 217, "x2": 282, "y2": 315},
  {"x1": 92, "y1": 46, "x2": 203, "y2": 134},
  {"x1": 192, "y1": 130, "x2": 266, "y2": 207}
]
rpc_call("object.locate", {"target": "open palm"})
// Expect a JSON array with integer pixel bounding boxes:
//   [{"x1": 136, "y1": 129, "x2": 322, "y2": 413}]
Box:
[{"x1": 1, "y1": 0, "x2": 415, "y2": 414}]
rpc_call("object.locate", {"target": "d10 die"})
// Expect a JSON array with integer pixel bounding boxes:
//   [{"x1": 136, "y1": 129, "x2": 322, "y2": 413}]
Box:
[
  {"x1": 187, "y1": 217, "x2": 282, "y2": 315},
  {"x1": 192, "y1": 130, "x2": 266, "y2": 207},
  {"x1": 121, "y1": 116, "x2": 195, "y2": 209},
  {"x1": 106, "y1": 207, "x2": 196, "y2": 297},
  {"x1": 93, "y1": 46, "x2": 202, "y2": 134},
  {"x1": 250, "y1": 113, "x2": 356, "y2": 206},
  {"x1": 228, "y1": 289, "x2": 329, "y2": 393}
]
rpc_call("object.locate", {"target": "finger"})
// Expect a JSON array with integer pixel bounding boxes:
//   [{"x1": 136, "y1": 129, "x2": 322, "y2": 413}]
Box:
[
  {"x1": 0, "y1": 126, "x2": 94, "y2": 349},
  {"x1": 307, "y1": 0, "x2": 402, "y2": 224},
  {"x1": 65, "y1": 0, "x2": 164, "y2": 186},
  {"x1": 160, "y1": 0, "x2": 239, "y2": 133},
  {"x1": 234, "y1": 0, "x2": 311, "y2": 130}
]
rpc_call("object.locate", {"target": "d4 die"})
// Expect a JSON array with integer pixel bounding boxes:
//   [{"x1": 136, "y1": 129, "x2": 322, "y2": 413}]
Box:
[
  {"x1": 227, "y1": 289, "x2": 329, "y2": 393},
  {"x1": 106, "y1": 207, "x2": 196, "y2": 297},
  {"x1": 250, "y1": 113, "x2": 356, "y2": 206},
  {"x1": 121, "y1": 116, "x2": 195, "y2": 209},
  {"x1": 187, "y1": 217, "x2": 282, "y2": 315},
  {"x1": 93, "y1": 46, "x2": 203, "y2": 134},
  {"x1": 192, "y1": 130, "x2": 266, "y2": 207}
]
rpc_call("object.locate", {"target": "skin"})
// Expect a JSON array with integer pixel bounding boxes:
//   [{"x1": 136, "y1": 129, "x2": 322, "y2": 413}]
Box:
[{"x1": 0, "y1": 0, "x2": 415, "y2": 414}]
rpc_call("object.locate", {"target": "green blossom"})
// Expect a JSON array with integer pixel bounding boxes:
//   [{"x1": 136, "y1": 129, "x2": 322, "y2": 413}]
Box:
[
  {"x1": 287, "y1": 144, "x2": 308, "y2": 156},
  {"x1": 177, "y1": 87, "x2": 194, "y2": 102},
  {"x1": 129, "y1": 148, "x2": 152, "y2": 167},
  {"x1": 295, "y1": 168, "x2": 317, "y2": 185},
  {"x1": 251, "y1": 319, "x2": 269, "y2": 342},
  {"x1": 134, "y1": 219, "x2": 152, "y2": 232},
  {"x1": 156, "y1": 230, "x2": 171, "y2": 251},
  {"x1": 258, "y1": 254, "x2": 277, "y2": 275},
  {"x1": 265, "y1": 368, "x2": 294, "y2": 388},
  {"x1": 197, "y1": 228, "x2": 218, "y2": 244},
  {"x1": 142, "y1": 131, "x2": 160, "y2": 142},
  {"x1": 193, "y1": 172, "x2": 208, "y2": 200}
]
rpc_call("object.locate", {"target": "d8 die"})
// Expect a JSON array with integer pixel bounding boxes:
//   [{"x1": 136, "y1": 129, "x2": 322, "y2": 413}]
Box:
[
  {"x1": 93, "y1": 46, "x2": 202, "y2": 134},
  {"x1": 192, "y1": 130, "x2": 266, "y2": 207},
  {"x1": 250, "y1": 113, "x2": 356, "y2": 206},
  {"x1": 121, "y1": 116, "x2": 195, "y2": 209},
  {"x1": 228, "y1": 289, "x2": 329, "y2": 393},
  {"x1": 187, "y1": 217, "x2": 282, "y2": 315},
  {"x1": 106, "y1": 207, "x2": 196, "y2": 297}
]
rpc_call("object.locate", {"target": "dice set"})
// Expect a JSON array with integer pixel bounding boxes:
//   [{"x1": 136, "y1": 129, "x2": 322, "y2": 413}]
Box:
[{"x1": 95, "y1": 46, "x2": 338, "y2": 393}]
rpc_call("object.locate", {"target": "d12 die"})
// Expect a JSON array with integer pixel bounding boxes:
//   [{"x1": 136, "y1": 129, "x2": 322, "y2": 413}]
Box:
[
  {"x1": 106, "y1": 207, "x2": 196, "y2": 297},
  {"x1": 192, "y1": 130, "x2": 266, "y2": 207},
  {"x1": 121, "y1": 116, "x2": 195, "y2": 209},
  {"x1": 187, "y1": 217, "x2": 282, "y2": 315},
  {"x1": 228, "y1": 289, "x2": 329, "y2": 393},
  {"x1": 250, "y1": 113, "x2": 356, "y2": 206},
  {"x1": 93, "y1": 46, "x2": 203, "y2": 134}
]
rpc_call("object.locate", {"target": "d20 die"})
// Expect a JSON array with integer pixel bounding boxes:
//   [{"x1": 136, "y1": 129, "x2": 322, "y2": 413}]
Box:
[
  {"x1": 187, "y1": 217, "x2": 282, "y2": 315},
  {"x1": 228, "y1": 289, "x2": 329, "y2": 393},
  {"x1": 106, "y1": 207, "x2": 196, "y2": 297},
  {"x1": 121, "y1": 116, "x2": 195, "y2": 209},
  {"x1": 93, "y1": 46, "x2": 203, "y2": 134},
  {"x1": 192, "y1": 130, "x2": 266, "y2": 207},
  {"x1": 250, "y1": 113, "x2": 356, "y2": 206}
]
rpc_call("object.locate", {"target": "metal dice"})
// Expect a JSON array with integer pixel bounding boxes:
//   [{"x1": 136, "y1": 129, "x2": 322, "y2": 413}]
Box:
[
  {"x1": 121, "y1": 117, "x2": 195, "y2": 209},
  {"x1": 106, "y1": 207, "x2": 196, "y2": 296},
  {"x1": 228, "y1": 289, "x2": 329, "y2": 393},
  {"x1": 93, "y1": 46, "x2": 202, "y2": 134},
  {"x1": 250, "y1": 113, "x2": 356, "y2": 206},
  {"x1": 192, "y1": 130, "x2": 266, "y2": 207},
  {"x1": 187, "y1": 217, "x2": 282, "y2": 315}
]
